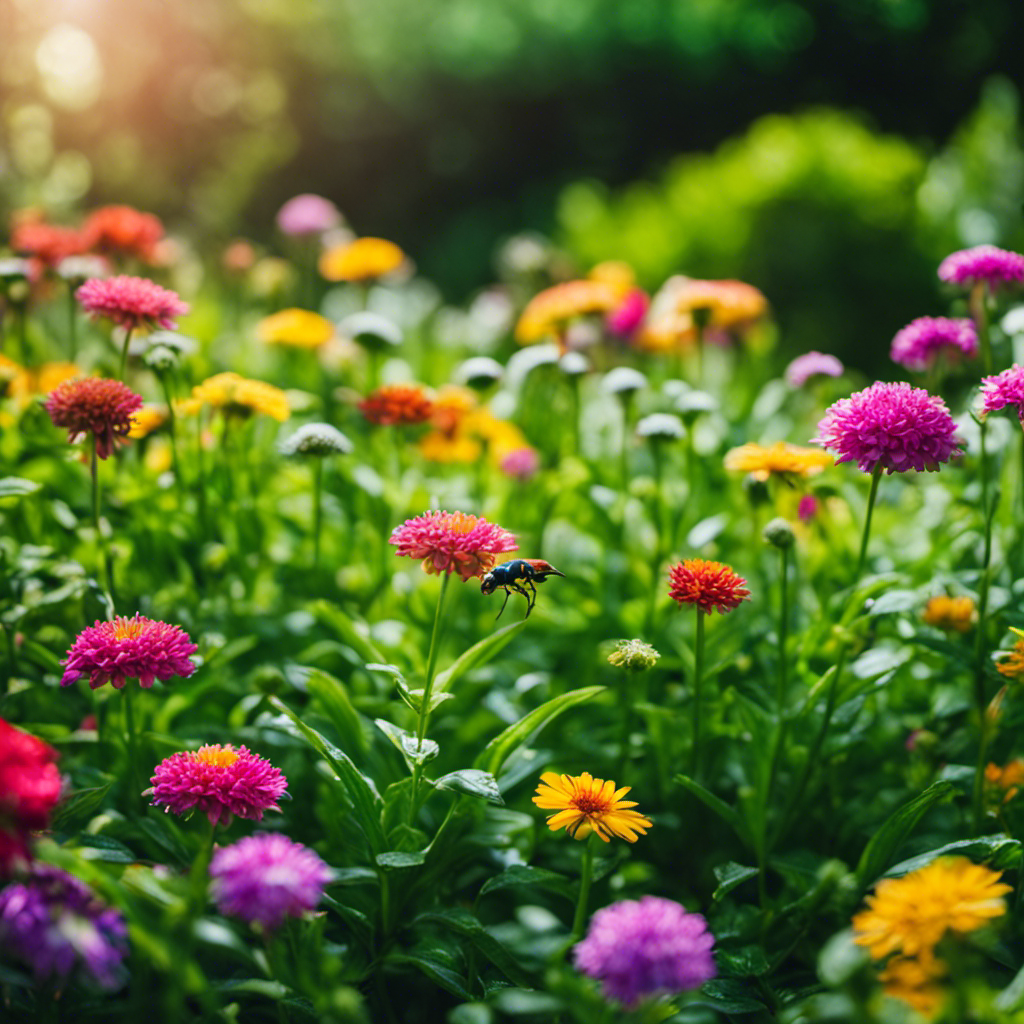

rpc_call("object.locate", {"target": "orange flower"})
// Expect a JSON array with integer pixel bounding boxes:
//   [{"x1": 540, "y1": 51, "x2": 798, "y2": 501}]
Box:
[
  {"x1": 359, "y1": 384, "x2": 434, "y2": 426},
  {"x1": 878, "y1": 956, "x2": 946, "y2": 1017},
  {"x1": 665, "y1": 276, "x2": 768, "y2": 329},
  {"x1": 82, "y1": 205, "x2": 164, "y2": 262},
  {"x1": 724, "y1": 442, "x2": 834, "y2": 481},
  {"x1": 922, "y1": 596, "x2": 976, "y2": 634},
  {"x1": 515, "y1": 280, "x2": 621, "y2": 346},
  {"x1": 668, "y1": 559, "x2": 750, "y2": 616},
  {"x1": 533, "y1": 771, "x2": 652, "y2": 843},
  {"x1": 319, "y1": 237, "x2": 405, "y2": 282},
  {"x1": 985, "y1": 759, "x2": 1024, "y2": 805},
  {"x1": 997, "y1": 637, "x2": 1024, "y2": 681}
]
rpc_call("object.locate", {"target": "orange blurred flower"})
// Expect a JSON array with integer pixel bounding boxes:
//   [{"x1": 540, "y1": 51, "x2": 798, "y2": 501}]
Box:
[
  {"x1": 985, "y1": 759, "x2": 1024, "y2": 805},
  {"x1": 997, "y1": 636, "x2": 1024, "y2": 681},
  {"x1": 668, "y1": 559, "x2": 750, "y2": 615},
  {"x1": 665, "y1": 276, "x2": 768, "y2": 329},
  {"x1": 922, "y1": 595, "x2": 976, "y2": 634},
  {"x1": 515, "y1": 279, "x2": 621, "y2": 346},
  {"x1": 359, "y1": 384, "x2": 434, "y2": 426},
  {"x1": 11, "y1": 216, "x2": 85, "y2": 268},
  {"x1": 319, "y1": 237, "x2": 405, "y2": 282},
  {"x1": 82, "y1": 205, "x2": 164, "y2": 262}
]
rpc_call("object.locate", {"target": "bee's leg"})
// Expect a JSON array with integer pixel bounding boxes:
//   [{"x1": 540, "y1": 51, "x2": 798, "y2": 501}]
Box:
[
  {"x1": 511, "y1": 583, "x2": 533, "y2": 619},
  {"x1": 526, "y1": 580, "x2": 538, "y2": 612},
  {"x1": 496, "y1": 587, "x2": 512, "y2": 620}
]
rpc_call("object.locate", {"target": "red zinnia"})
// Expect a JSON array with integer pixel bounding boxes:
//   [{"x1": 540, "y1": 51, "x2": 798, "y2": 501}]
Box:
[
  {"x1": 61, "y1": 615, "x2": 198, "y2": 690},
  {"x1": 147, "y1": 744, "x2": 287, "y2": 828},
  {"x1": 358, "y1": 384, "x2": 434, "y2": 426},
  {"x1": 11, "y1": 220, "x2": 85, "y2": 268},
  {"x1": 390, "y1": 510, "x2": 518, "y2": 582},
  {"x1": 44, "y1": 377, "x2": 143, "y2": 459},
  {"x1": 76, "y1": 275, "x2": 188, "y2": 333},
  {"x1": 668, "y1": 559, "x2": 751, "y2": 615},
  {"x1": 0, "y1": 718, "x2": 62, "y2": 876},
  {"x1": 82, "y1": 205, "x2": 164, "y2": 262}
]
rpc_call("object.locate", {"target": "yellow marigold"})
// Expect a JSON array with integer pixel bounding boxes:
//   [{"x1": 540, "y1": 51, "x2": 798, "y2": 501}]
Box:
[
  {"x1": 532, "y1": 771, "x2": 652, "y2": 843},
  {"x1": 144, "y1": 439, "x2": 173, "y2": 474},
  {"x1": 4, "y1": 359, "x2": 81, "y2": 401},
  {"x1": 431, "y1": 385, "x2": 478, "y2": 437},
  {"x1": 515, "y1": 279, "x2": 620, "y2": 345},
  {"x1": 985, "y1": 759, "x2": 1024, "y2": 805},
  {"x1": 35, "y1": 362, "x2": 82, "y2": 395},
  {"x1": 128, "y1": 404, "x2": 167, "y2": 439},
  {"x1": 187, "y1": 372, "x2": 290, "y2": 422},
  {"x1": 878, "y1": 956, "x2": 946, "y2": 1018},
  {"x1": 319, "y1": 237, "x2": 405, "y2": 282},
  {"x1": 724, "y1": 442, "x2": 834, "y2": 481},
  {"x1": 0, "y1": 355, "x2": 24, "y2": 398},
  {"x1": 588, "y1": 260, "x2": 635, "y2": 295},
  {"x1": 852, "y1": 857, "x2": 1010, "y2": 965},
  {"x1": 418, "y1": 431, "x2": 482, "y2": 463},
  {"x1": 256, "y1": 308, "x2": 334, "y2": 349},
  {"x1": 666, "y1": 276, "x2": 768, "y2": 329},
  {"x1": 922, "y1": 595, "x2": 976, "y2": 634},
  {"x1": 997, "y1": 638, "x2": 1024, "y2": 681}
]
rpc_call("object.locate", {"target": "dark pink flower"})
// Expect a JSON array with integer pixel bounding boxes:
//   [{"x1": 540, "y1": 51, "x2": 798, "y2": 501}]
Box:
[
  {"x1": 61, "y1": 615, "x2": 197, "y2": 690},
  {"x1": 275, "y1": 194, "x2": 342, "y2": 237},
  {"x1": 797, "y1": 494, "x2": 819, "y2": 521},
  {"x1": 890, "y1": 317, "x2": 978, "y2": 372},
  {"x1": 148, "y1": 745, "x2": 286, "y2": 827},
  {"x1": 210, "y1": 834, "x2": 331, "y2": 930},
  {"x1": 499, "y1": 447, "x2": 540, "y2": 481},
  {"x1": 390, "y1": 510, "x2": 518, "y2": 582},
  {"x1": 938, "y1": 245, "x2": 1024, "y2": 289},
  {"x1": 76, "y1": 275, "x2": 188, "y2": 332},
  {"x1": 0, "y1": 719, "x2": 61, "y2": 877},
  {"x1": 785, "y1": 351, "x2": 844, "y2": 388},
  {"x1": 980, "y1": 364, "x2": 1024, "y2": 423},
  {"x1": 813, "y1": 382, "x2": 963, "y2": 475},
  {"x1": 44, "y1": 377, "x2": 143, "y2": 459},
  {"x1": 606, "y1": 288, "x2": 649, "y2": 337}
]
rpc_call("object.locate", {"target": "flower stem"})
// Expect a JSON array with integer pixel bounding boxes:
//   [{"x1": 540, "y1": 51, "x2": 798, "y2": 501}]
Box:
[
  {"x1": 776, "y1": 544, "x2": 790, "y2": 712},
  {"x1": 158, "y1": 372, "x2": 182, "y2": 489},
  {"x1": 123, "y1": 684, "x2": 141, "y2": 810},
  {"x1": 690, "y1": 608, "x2": 706, "y2": 778},
  {"x1": 855, "y1": 464, "x2": 883, "y2": 579},
  {"x1": 312, "y1": 456, "x2": 324, "y2": 568},
  {"x1": 416, "y1": 571, "x2": 452, "y2": 743},
  {"x1": 973, "y1": 282, "x2": 992, "y2": 375},
  {"x1": 118, "y1": 327, "x2": 134, "y2": 382},
  {"x1": 91, "y1": 436, "x2": 112, "y2": 599},
  {"x1": 571, "y1": 838, "x2": 595, "y2": 940}
]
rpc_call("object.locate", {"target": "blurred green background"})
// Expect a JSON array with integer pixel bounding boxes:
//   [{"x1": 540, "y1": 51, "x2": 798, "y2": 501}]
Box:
[{"x1": 2, "y1": 0, "x2": 1023, "y2": 365}]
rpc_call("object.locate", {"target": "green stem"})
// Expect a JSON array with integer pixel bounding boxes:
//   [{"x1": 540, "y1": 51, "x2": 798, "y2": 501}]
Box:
[
  {"x1": 118, "y1": 327, "x2": 134, "y2": 382},
  {"x1": 415, "y1": 572, "x2": 452, "y2": 743},
  {"x1": 158, "y1": 372, "x2": 181, "y2": 488},
  {"x1": 91, "y1": 436, "x2": 112, "y2": 599},
  {"x1": 190, "y1": 817, "x2": 216, "y2": 914},
  {"x1": 974, "y1": 282, "x2": 992, "y2": 376},
  {"x1": 67, "y1": 284, "x2": 78, "y2": 361},
  {"x1": 313, "y1": 457, "x2": 324, "y2": 567},
  {"x1": 690, "y1": 608, "x2": 706, "y2": 778},
  {"x1": 123, "y1": 684, "x2": 141, "y2": 809},
  {"x1": 571, "y1": 839, "x2": 595, "y2": 940},
  {"x1": 973, "y1": 419, "x2": 996, "y2": 832},
  {"x1": 972, "y1": 716, "x2": 992, "y2": 835},
  {"x1": 777, "y1": 544, "x2": 790, "y2": 711},
  {"x1": 855, "y1": 464, "x2": 883, "y2": 580}
]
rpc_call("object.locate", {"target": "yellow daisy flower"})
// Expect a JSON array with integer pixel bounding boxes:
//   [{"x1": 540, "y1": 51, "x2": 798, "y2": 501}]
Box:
[
  {"x1": 186, "y1": 372, "x2": 290, "y2": 422},
  {"x1": 129, "y1": 404, "x2": 167, "y2": 439},
  {"x1": 256, "y1": 308, "x2": 334, "y2": 349},
  {"x1": 532, "y1": 771, "x2": 652, "y2": 843},
  {"x1": 724, "y1": 441, "x2": 834, "y2": 481},
  {"x1": 319, "y1": 237, "x2": 405, "y2": 283}
]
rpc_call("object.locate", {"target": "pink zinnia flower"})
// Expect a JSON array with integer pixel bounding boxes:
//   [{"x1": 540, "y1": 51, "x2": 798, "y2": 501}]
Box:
[
  {"x1": 606, "y1": 288, "x2": 649, "y2": 337},
  {"x1": 61, "y1": 615, "x2": 197, "y2": 690},
  {"x1": 785, "y1": 351, "x2": 844, "y2": 388},
  {"x1": 210, "y1": 834, "x2": 332, "y2": 930},
  {"x1": 147, "y1": 745, "x2": 286, "y2": 827},
  {"x1": 76, "y1": 275, "x2": 188, "y2": 333},
  {"x1": 499, "y1": 447, "x2": 540, "y2": 481},
  {"x1": 390, "y1": 510, "x2": 518, "y2": 582},
  {"x1": 275, "y1": 194, "x2": 342, "y2": 237},
  {"x1": 938, "y1": 245, "x2": 1024, "y2": 289},
  {"x1": 813, "y1": 381, "x2": 963, "y2": 475},
  {"x1": 668, "y1": 559, "x2": 750, "y2": 616},
  {"x1": 44, "y1": 377, "x2": 143, "y2": 459},
  {"x1": 980, "y1": 364, "x2": 1024, "y2": 424},
  {"x1": 890, "y1": 316, "x2": 978, "y2": 372},
  {"x1": 797, "y1": 494, "x2": 819, "y2": 521}
]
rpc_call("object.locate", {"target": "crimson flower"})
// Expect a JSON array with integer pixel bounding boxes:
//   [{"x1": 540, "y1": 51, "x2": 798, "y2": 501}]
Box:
[
  {"x1": 668, "y1": 559, "x2": 750, "y2": 615},
  {"x1": 44, "y1": 377, "x2": 143, "y2": 459},
  {"x1": 0, "y1": 719, "x2": 61, "y2": 876}
]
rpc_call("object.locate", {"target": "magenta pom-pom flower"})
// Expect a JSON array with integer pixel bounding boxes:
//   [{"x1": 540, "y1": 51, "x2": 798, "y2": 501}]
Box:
[
  {"x1": 44, "y1": 377, "x2": 143, "y2": 459},
  {"x1": 148, "y1": 744, "x2": 287, "y2": 827},
  {"x1": 785, "y1": 350, "x2": 844, "y2": 388},
  {"x1": 938, "y1": 245, "x2": 1024, "y2": 290},
  {"x1": 813, "y1": 381, "x2": 963, "y2": 475},
  {"x1": 61, "y1": 615, "x2": 198, "y2": 690},
  {"x1": 275, "y1": 193, "x2": 342, "y2": 237},
  {"x1": 980, "y1": 364, "x2": 1024, "y2": 424},
  {"x1": 210, "y1": 833, "x2": 332, "y2": 930},
  {"x1": 890, "y1": 316, "x2": 978, "y2": 372},
  {"x1": 573, "y1": 896, "x2": 716, "y2": 1007},
  {"x1": 390, "y1": 510, "x2": 518, "y2": 582},
  {"x1": 76, "y1": 275, "x2": 188, "y2": 332},
  {"x1": 606, "y1": 288, "x2": 649, "y2": 337}
]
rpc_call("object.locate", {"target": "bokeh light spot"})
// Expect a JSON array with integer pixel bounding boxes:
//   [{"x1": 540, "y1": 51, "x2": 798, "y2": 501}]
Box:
[{"x1": 35, "y1": 24, "x2": 103, "y2": 111}]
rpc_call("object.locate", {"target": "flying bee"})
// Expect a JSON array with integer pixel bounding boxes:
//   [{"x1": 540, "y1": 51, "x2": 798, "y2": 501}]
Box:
[{"x1": 480, "y1": 559, "x2": 566, "y2": 619}]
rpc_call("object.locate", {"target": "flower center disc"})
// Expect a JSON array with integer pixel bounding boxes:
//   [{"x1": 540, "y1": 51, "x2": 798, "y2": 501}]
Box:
[{"x1": 195, "y1": 745, "x2": 240, "y2": 767}]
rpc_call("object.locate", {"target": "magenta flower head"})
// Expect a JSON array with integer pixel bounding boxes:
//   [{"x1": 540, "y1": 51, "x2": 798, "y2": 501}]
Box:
[
  {"x1": 938, "y1": 245, "x2": 1024, "y2": 290},
  {"x1": 813, "y1": 381, "x2": 963, "y2": 475},
  {"x1": 574, "y1": 896, "x2": 716, "y2": 1008},
  {"x1": 76, "y1": 275, "x2": 188, "y2": 332},
  {"x1": 210, "y1": 834, "x2": 332, "y2": 930},
  {"x1": 0, "y1": 864, "x2": 128, "y2": 990},
  {"x1": 890, "y1": 316, "x2": 978, "y2": 372},
  {"x1": 785, "y1": 350, "x2": 844, "y2": 388},
  {"x1": 606, "y1": 288, "x2": 649, "y2": 338},
  {"x1": 44, "y1": 377, "x2": 143, "y2": 459},
  {"x1": 61, "y1": 615, "x2": 197, "y2": 690},
  {"x1": 499, "y1": 447, "x2": 540, "y2": 481},
  {"x1": 980, "y1": 364, "x2": 1024, "y2": 424},
  {"x1": 275, "y1": 194, "x2": 342, "y2": 237},
  {"x1": 148, "y1": 744, "x2": 287, "y2": 827},
  {"x1": 390, "y1": 510, "x2": 518, "y2": 582}
]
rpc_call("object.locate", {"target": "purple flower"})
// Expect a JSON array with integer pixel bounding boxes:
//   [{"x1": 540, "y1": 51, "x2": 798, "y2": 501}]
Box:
[
  {"x1": 148, "y1": 744, "x2": 287, "y2": 827},
  {"x1": 785, "y1": 351, "x2": 844, "y2": 388},
  {"x1": 813, "y1": 382, "x2": 963, "y2": 475},
  {"x1": 0, "y1": 865, "x2": 127, "y2": 989},
  {"x1": 890, "y1": 316, "x2": 978, "y2": 372},
  {"x1": 573, "y1": 896, "x2": 715, "y2": 1007},
  {"x1": 980, "y1": 364, "x2": 1024, "y2": 423},
  {"x1": 938, "y1": 245, "x2": 1024, "y2": 289},
  {"x1": 210, "y1": 834, "x2": 332, "y2": 930},
  {"x1": 275, "y1": 194, "x2": 342, "y2": 237}
]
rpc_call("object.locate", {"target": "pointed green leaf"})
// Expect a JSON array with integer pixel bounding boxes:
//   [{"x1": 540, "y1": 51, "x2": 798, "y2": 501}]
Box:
[
  {"x1": 416, "y1": 908, "x2": 532, "y2": 987},
  {"x1": 309, "y1": 600, "x2": 384, "y2": 665},
  {"x1": 434, "y1": 621, "x2": 528, "y2": 693},
  {"x1": 884, "y1": 834, "x2": 1022, "y2": 879},
  {"x1": 712, "y1": 862, "x2": 759, "y2": 901},
  {"x1": 51, "y1": 783, "x2": 112, "y2": 832},
  {"x1": 374, "y1": 719, "x2": 439, "y2": 770},
  {"x1": 434, "y1": 769, "x2": 503, "y2": 805},
  {"x1": 478, "y1": 864, "x2": 573, "y2": 902},
  {"x1": 388, "y1": 953, "x2": 471, "y2": 1000},
  {"x1": 475, "y1": 685, "x2": 606, "y2": 776},
  {"x1": 674, "y1": 774, "x2": 749, "y2": 844},
  {"x1": 376, "y1": 850, "x2": 427, "y2": 869}
]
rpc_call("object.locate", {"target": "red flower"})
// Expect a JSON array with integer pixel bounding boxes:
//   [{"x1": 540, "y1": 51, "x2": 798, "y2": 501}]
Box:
[
  {"x1": 668, "y1": 559, "x2": 750, "y2": 615},
  {"x1": 358, "y1": 384, "x2": 434, "y2": 426},
  {"x1": 11, "y1": 221, "x2": 86, "y2": 268},
  {"x1": 82, "y1": 205, "x2": 164, "y2": 262},
  {"x1": 44, "y1": 377, "x2": 143, "y2": 459},
  {"x1": 0, "y1": 718, "x2": 61, "y2": 876}
]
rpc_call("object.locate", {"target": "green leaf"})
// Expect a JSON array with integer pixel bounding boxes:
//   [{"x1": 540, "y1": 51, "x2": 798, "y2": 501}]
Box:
[
  {"x1": 996, "y1": 960, "x2": 1024, "y2": 1012},
  {"x1": 330, "y1": 866, "x2": 379, "y2": 886},
  {"x1": 818, "y1": 929, "x2": 870, "y2": 986},
  {"x1": 51, "y1": 783, "x2": 112, "y2": 832},
  {"x1": 310, "y1": 600, "x2": 384, "y2": 665},
  {"x1": 73, "y1": 833, "x2": 136, "y2": 863},
  {"x1": 855, "y1": 780, "x2": 956, "y2": 888},
  {"x1": 307, "y1": 669, "x2": 367, "y2": 755},
  {"x1": 475, "y1": 685, "x2": 605, "y2": 776},
  {"x1": 478, "y1": 864, "x2": 573, "y2": 902},
  {"x1": 434, "y1": 769, "x2": 503, "y2": 805},
  {"x1": 135, "y1": 816, "x2": 191, "y2": 867},
  {"x1": 387, "y1": 952, "x2": 471, "y2": 1000},
  {"x1": 215, "y1": 979, "x2": 292, "y2": 999},
  {"x1": 320, "y1": 894, "x2": 374, "y2": 946},
  {"x1": 0, "y1": 477, "x2": 41, "y2": 499},
  {"x1": 884, "y1": 835, "x2": 1022, "y2": 878},
  {"x1": 376, "y1": 850, "x2": 427, "y2": 869},
  {"x1": 694, "y1": 978, "x2": 768, "y2": 1014},
  {"x1": 434, "y1": 621, "x2": 527, "y2": 693},
  {"x1": 674, "y1": 774, "x2": 750, "y2": 845},
  {"x1": 866, "y1": 589, "x2": 919, "y2": 616},
  {"x1": 712, "y1": 862, "x2": 759, "y2": 901},
  {"x1": 269, "y1": 697, "x2": 386, "y2": 854},
  {"x1": 375, "y1": 718, "x2": 439, "y2": 770},
  {"x1": 416, "y1": 908, "x2": 532, "y2": 987}
]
